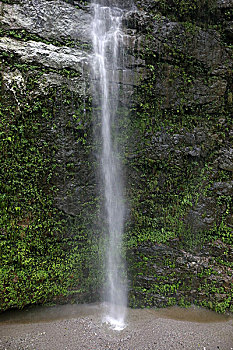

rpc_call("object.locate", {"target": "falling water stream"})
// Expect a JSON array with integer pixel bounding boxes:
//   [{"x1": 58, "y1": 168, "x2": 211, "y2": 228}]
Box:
[{"x1": 92, "y1": 2, "x2": 127, "y2": 330}]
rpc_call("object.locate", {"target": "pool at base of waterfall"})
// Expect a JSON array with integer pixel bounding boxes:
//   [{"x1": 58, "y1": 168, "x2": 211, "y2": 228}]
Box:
[
  {"x1": 1, "y1": 303, "x2": 232, "y2": 350},
  {"x1": 0, "y1": 302, "x2": 231, "y2": 325}
]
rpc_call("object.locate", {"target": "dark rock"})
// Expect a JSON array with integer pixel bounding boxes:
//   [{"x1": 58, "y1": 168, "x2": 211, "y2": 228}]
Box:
[
  {"x1": 129, "y1": 240, "x2": 233, "y2": 308},
  {"x1": 122, "y1": 10, "x2": 151, "y2": 31},
  {"x1": 218, "y1": 148, "x2": 233, "y2": 171},
  {"x1": 224, "y1": 22, "x2": 233, "y2": 41},
  {"x1": 95, "y1": 0, "x2": 134, "y2": 10},
  {"x1": 217, "y1": 0, "x2": 233, "y2": 9},
  {"x1": 212, "y1": 181, "x2": 233, "y2": 196},
  {"x1": 187, "y1": 147, "x2": 201, "y2": 157},
  {"x1": 186, "y1": 197, "x2": 218, "y2": 232},
  {"x1": 149, "y1": 19, "x2": 232, "y2": 73}
]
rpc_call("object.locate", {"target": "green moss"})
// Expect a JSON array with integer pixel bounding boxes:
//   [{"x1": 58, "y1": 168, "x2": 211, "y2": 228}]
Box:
[
  {"x1": 124, "y1": 16, "x2": 232, "y2": 310},
  {"x1": 0, "y1": 56, "x2": 100, "y2": 311}
]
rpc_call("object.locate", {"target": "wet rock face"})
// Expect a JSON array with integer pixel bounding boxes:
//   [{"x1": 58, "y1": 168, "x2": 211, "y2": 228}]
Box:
[
  {"x1": 150, "y1": 20, "x2": 230, "y2": 72},
  {"x1": 94, "y1": 0, "x2": 134, "y2": 10},
  {"x1": 0, "y1": 0, "x2": 140, "y2": 218},
  {"x1": 123, "y1": 1, "x2": 232, "y2": 245},
  {"x1": 123, "y1": 8, "x2": 232, "y2": 112},
  {"x1": 0, "y1": 0, "x2": 92, "y2": 43},
  {"x1": 213, "y1": 181, "x2": 233, "y2": 196},
  {"x1": 218, "y1": 148, "x2": 233, "y2": 172},
  {"x1": 0, "y1": 0, "x2": 232, "y2": 311},
  {"x1": 129, "y1": 239, "x2": 233, "y2": 309},
  {"x1": 150, "y1": 128, "x2": 211, "y2": 161},
  {"x1": 217, "y1": 0, "x2": 233, "y2": 9},
  {"x1": 187, "y1": 197, "x2": 219, "y2": 231},
  {"x1": 0, "y1": 37, "x2": 90, "y2": 71}
]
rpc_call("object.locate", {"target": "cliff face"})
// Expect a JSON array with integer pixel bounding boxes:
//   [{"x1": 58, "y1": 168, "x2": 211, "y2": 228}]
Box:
[{"x1": 0, "y1": 0, "x2": 232, "y2": 312}]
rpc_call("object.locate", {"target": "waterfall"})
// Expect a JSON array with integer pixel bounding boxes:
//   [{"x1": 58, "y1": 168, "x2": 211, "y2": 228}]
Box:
[{"x1": 91, "y1": 3, "x2": 127, "y2": 330}]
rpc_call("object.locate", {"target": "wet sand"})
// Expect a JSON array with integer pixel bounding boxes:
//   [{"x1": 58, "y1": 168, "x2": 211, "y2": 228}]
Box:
[{"x1": 0, "y1": 304, "x2": 232, "y2": 350}]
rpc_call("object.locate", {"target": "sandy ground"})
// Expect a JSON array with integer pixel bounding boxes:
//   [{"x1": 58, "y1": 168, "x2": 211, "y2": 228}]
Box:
[{"x1": 0, "y1": 305, "x2": 232, "y2": 350}]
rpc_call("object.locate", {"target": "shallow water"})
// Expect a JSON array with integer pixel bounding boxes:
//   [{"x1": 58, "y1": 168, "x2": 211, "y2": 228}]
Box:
[
  {"x1": 1, "y1": 303, "x2": 232, "y2": 350},
  {"x1": 0, "y1": 303, "x2": 231, "y2": 326}
]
